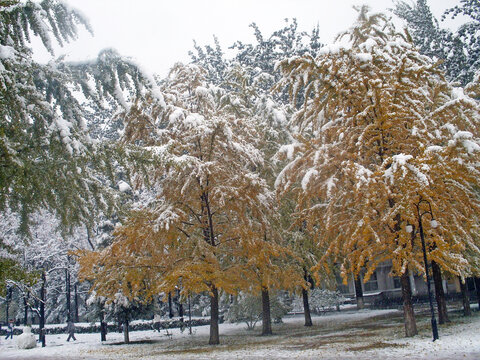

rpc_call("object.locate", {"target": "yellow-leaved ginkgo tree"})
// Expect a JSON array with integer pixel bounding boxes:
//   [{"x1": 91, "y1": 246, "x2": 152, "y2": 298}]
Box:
[{"x1": 275, "y1": 6, "x2": 480, "y2": 337}]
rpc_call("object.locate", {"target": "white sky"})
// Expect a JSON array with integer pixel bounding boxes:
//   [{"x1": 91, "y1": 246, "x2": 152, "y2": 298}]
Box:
[{"x1": 35, "y1": 0, "x2": 463, "y2": 77}]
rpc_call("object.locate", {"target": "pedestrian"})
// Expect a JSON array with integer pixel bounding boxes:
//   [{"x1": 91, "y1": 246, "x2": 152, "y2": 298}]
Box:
[
  {"x1": 5, "y1": 319, "x2": 14, "y2": 340},
  {"x1": 66, "y1": 321, "x2": 76, "y2": 341}
]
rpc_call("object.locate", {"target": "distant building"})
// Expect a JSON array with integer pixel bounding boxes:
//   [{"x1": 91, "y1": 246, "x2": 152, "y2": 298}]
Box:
[{"x1": 336, "y1": 261, "x2": 474, "y2": 304}]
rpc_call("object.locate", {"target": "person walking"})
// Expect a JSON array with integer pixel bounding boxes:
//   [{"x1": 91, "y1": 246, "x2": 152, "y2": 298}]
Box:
[
  {"x1": 5, "y1": 319, "x2": 14, "y2": 340},
  {"x1": 66, "y1": 321, "x2": 76, "y2": 341}
]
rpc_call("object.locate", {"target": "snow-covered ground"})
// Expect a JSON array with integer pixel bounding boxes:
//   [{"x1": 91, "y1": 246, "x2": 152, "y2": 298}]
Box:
[{"x1": 1, "y1": 308, "x2": 480, "y2": 359}]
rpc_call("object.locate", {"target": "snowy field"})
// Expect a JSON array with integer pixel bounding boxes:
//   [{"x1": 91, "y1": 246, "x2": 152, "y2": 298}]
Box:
[{"x1": 1, "y1": 308, "x2": 480, "y2": 359}]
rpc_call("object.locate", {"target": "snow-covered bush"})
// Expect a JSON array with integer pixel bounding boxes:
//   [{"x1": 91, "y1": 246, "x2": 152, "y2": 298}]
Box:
[
  {"x1": 226, "y1": 292, "x2": 291, "y2": 330},
  {"x1": 226, "y1": 294, "x2": 262, "y2": 330},
  {"x1": 308, "y1": 289, "x2": 345, "y2": 313}
]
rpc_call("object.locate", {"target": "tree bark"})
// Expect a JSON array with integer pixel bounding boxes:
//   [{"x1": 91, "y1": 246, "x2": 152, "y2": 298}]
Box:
[
  {"x1": 261, "y1": 288, "x2": 273, "y2": 335},
  {"x1": 168, "y1": 292, "x2": 174, "y2": 318},
  {"x1": 401, "y1": 271, "x2": 418, "y2": 337},
  {"x1": 74, "y1": 283, "x2": 79, "y2": 323},
  {"x1": 39, "y1": 271, "x2": 46, "y2": 347},
  {"x1": 23, "y1": 293, "x2": 29, "y2": 326},
  {"x1": 474, "y1": 277, "x2": 480, "y2": 310},
  {"x1": 459, "y1": 276, "x2": 472, "y2": 316},
  {"x1": 209, "y1": 285, "x2": 220, "y2": 345},
  {"x1": 123, "y1": 316, "x2": 130, "y2": 344},
  {"x1": 100, "y1": 311, "x2": 107, "y2": 342},
  {"x1": 354, "y1": 276, "x2": 365, "y2": 310},
  {"x1": 302, "y1": 288, "x2": 313, "y2": 327},
  {"x1": 5, "y1": 286, "x2": 12, "y2": 323},
  {"x1": 66, "y1": 268, "x2": 71, "y2": 323},
  {"x1": 177, "y1": 289, "x2": 184, "y2": 323},
  {"x1": 431, "y1": 261, "x2": 449, "y2": 324}
]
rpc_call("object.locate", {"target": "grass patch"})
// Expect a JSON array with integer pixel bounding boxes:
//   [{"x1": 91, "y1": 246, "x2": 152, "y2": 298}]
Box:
[{"x1": 347, "y1": 341, "x2": 406, "y2": 352}]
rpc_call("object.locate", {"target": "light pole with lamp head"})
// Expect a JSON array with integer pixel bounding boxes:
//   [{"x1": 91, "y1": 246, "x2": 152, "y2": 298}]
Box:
[{"x1": 406, "y1": 199, "x2": 439, "y2": 341}]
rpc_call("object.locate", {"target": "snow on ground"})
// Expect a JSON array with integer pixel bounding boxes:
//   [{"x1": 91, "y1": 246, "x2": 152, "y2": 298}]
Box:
[{"x1": 1, "y1": 308, "x2": 480, "y2": 359}]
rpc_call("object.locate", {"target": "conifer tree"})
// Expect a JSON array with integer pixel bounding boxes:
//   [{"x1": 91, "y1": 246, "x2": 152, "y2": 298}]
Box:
[
  {"x1": 275, "y1": 6, "x2": 480, "y2": 337},
  {"x1": 394, "y1": 0, "x2": 479, "y2": 85},
  {"x1": 0, "y1": 1, "x2": 160, "y2": 235}
]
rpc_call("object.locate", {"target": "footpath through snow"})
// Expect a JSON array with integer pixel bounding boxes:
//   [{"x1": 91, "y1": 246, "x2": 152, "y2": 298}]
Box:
[{"x1": 1, "y1": 308, "x2": 480, "y2": 359}]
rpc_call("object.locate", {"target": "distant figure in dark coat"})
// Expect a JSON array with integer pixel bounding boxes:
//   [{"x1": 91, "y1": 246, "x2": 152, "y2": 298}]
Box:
[
  {"x1": 5, "y1": 319, "x2": 14, "y2": 339},
  {"x1": 66, "y1": 321, "x2": 77, "y2": 341}
]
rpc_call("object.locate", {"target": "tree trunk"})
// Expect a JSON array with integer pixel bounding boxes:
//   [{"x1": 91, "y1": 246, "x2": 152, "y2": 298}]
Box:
[
  {"x1": 401, "y1": 271, "x2": 418, "y2": 337},
  {"x1": 123, "y1": 317, "x2": 130, "y2": 344},
  {"x1": 39, "y1": 271, "x2": 46, "y2": 347},
  {"x1": 261, "y1": 288, "x2": 273, "y2": 335},
  {"x1": 209, "y1": 285, "x2": 220, "y2": 345},
  {"x1": 459, "y1": 276, "x2": 472, "y2": 316},
  {"x1": 474, "y1": 277, "x2": 480, "y2": 310},
  {"x1": 302, "y1": 288, "x2": 313, "y2": 327},
  {"x1": 66, "y1": 268, "x2": 71, "y2": 323},
  {"x1": 5, "y1": 286, "x2": 12, "y2": 323},
  {"x1": 431, "y1": 261, "x2": 449, "y2": 324},
  {"x1": 117, "y1": 316, "x2": 122, "y2": 333},
  {"x1": 100, "y1": 311, "x2": 107, "y2": 342},
  {"x1": 354, "y1": 276, "x2": 365, "y2": 310},
  {"x1": 100, "y1": 305, "x2": 107, "y2": 342},
  {"x1": 168, "y1": 292, "x2": 174, "y2": 318},
  {"x1": 74, "y1": 283, "x2": 79, "y2": 323},
  {"x1": 23, "y1": 293, "x2": 29, "y2": 326},
  {"x1": 177, "y1": 290, "x2": 184, "y2": 323}
]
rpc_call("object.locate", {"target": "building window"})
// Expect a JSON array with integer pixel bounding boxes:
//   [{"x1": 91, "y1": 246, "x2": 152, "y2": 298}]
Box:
[
  {"x1": 393, "y1": 276, "x2": 402, "y2": 289},
  {"x1": 363, "y1": 272, "x2": 378, "y2": 292}
]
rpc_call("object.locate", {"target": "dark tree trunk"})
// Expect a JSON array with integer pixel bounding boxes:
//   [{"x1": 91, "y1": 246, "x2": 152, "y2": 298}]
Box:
[
  {"x1": 177, "y1": 289, "x2": 184, "y2": 322},
  {"x1": 5, "y1": 286, "x2": 11, "y2": 323},
  {"x1": 123, "y1": 316, "x2": 130, "y2": 344},
  {"x1": 459, "y1": 276, "x2": 472, "y2": 316},
  {"x1": 66, "y1": 268, "x2": 71, "y2": 322},
  {"x1": 401, "y1": 271, "x2": 418, "y2": 337},
  {"x1": 302, "y1": 288, "x2": 313, "y2": 327},
  {"x1": 23, "y1": 293, "x2": 29, "y2": 326},
  {"x1": 431, "y1": 261, "x2": 449, "y2": 324},
  {"x1": 168, "y1": 292, "x2": 174, "y2": 318},
  {"x1": 303, "y1": 268, "x2": 313, "y2": 326},
  {"x1": 261, "y1": 288, "x2": 273, "y2": 335},
  {"x1": 39, "y1": 271, "x2": 46, "y2": 347},
  {"x1": 354, "y1": 276, "x2": 365, "y2": 310},
  {"x1": 74, "y1": 283, "x2": 79, "y2": 323},
  {"x1": 474, "y1": 277, "x2": 480, "y2": 310},
  {"x1": 100, "y1": 310, "x2": 107, "y2": 342},
  {"x1": 117, "y1": 317, "x2": 122, "y2": 333},
  {"x1": 209, "y1": 285, "x2": 220, "y2": 345}
]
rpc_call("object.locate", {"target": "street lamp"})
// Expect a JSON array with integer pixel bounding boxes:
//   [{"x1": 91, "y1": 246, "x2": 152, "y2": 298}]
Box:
[{"x1": 407, "y1": 199, "x2": 439, "y2": 341}]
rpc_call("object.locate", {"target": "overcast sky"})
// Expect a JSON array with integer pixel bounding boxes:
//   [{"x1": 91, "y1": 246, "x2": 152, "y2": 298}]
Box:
[{"x1": 35, "y1": 0, "x2": 463, "y2": 77}]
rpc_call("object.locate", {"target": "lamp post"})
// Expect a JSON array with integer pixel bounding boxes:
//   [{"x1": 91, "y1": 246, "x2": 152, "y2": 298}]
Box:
[{"x1": 407, "y1": 200, "x2": 439, "y2": 341}]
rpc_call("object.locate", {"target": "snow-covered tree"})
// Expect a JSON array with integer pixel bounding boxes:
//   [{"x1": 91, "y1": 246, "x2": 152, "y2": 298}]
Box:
[
  {"x1": 0, "y1": 1, "x2": 159, "y2": 235},
  {"x1": 394, "y1": 0, "x2": 479, "y2": 85},
  {"x1": 275, "y1": 6, "x2": 480, "y2": 337},
  {"x1": 77, "y1": 63, "x2": 281, "y2": 345}
]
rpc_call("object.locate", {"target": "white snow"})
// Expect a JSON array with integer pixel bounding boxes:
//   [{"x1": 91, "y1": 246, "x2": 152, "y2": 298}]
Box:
[
  {"x1": 355, "y1": 53, "x2": 373, "y2": 62},
  {"x1": 118, "y1": 180, "x2": 131, "y2": 193},
  {"x1": 301, "y1": 168, "x2": 318, "y2": 190},
  {"x1": 0, "y1": 44, "x2": 15, "y2": 60},
  {"x1": 2, "y1": 310, "x2": 480, "y2": 359},
  {"x1": 15, "y1": 327, "x2": 37, "y2": 350}
]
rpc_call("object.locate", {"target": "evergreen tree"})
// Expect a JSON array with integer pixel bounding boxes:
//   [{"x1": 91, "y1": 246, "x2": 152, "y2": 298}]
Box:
[
  {"x1": 443, "y1": 0, "x2": 480, "y2": 84},
  {"x1": 394, "y1": 0, "x2": 478, "y2": 85},
  {"x1": 0, "y1": 1, "x2": 160, "y2": 235}
]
